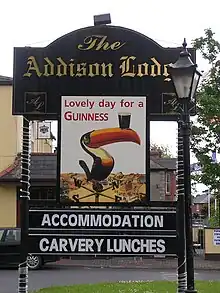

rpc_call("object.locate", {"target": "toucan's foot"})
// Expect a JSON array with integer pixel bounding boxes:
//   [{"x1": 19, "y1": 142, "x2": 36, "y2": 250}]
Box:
[
  {"x1": 92, "y1": 181, "x2": 103, "y2": 192},
  {"x1": 79, "y1": 160, "x2": 91, "y2": 180}
]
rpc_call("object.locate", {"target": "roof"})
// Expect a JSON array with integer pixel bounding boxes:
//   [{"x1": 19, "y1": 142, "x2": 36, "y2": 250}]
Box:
[
  {"x1": 0, "y1": 75, "x2": 13, "y2": 85},
  {"x1": 150, "y1": 159, "x2": 164, "y2": 169},
  {"x1": 193, "y1": 193, "x2": 214, "y2": 204},
  {"x1": 0, "y1": 153, "x2": 176, "y2": 182},
  {"x1": 0, "y1": 153, "x2": 56, "y2": 182},
  {"x1": 151, "y1": 157, "x2": 176, "y2": 170}
]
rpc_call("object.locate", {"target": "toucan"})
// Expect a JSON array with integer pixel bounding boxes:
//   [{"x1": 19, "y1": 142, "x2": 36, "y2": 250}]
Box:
[{"x1": 79, "y1": 127, "x2": 141, "y2": 184}]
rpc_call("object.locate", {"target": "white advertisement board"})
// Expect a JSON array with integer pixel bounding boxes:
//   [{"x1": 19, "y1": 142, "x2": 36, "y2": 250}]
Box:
[
  {"x1": 37, "y1": 121, "x2": 51, "y2": 139},
  {"x1": 60, "y1": 96, "x2": 147, "y2": 204}
]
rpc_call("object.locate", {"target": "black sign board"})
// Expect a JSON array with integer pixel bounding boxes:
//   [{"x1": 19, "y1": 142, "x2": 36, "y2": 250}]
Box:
[
  {"x1": 13, "y1": 25, "x2": 196, "y2": 120},
  {"x1": 28, "y1": 208, "x2": 176, "y2": 256},
  {"x1": 29, "y1": 209, "x2": 176, "y2": 231},
  {"x1": 28, "y1": 234, "x2": 176, "y2": 256}
]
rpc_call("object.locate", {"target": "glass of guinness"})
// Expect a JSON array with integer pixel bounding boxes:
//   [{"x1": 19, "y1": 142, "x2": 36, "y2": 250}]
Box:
[{"x1": 118, "y1": 112, "x2": 131, "y2": 129}]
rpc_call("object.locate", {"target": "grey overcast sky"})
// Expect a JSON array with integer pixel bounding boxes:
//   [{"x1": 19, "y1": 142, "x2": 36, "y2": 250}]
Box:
[{"x1": 1, "y1": 0, "x2": 218, "y2": 192}]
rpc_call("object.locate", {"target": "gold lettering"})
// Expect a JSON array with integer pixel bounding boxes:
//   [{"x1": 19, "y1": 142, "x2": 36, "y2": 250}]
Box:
[
  {"x1": 95, "y1": 36, "x2": 109, "y2": 50},
  {"x1": 69, "y1": 59, "x2": 75, "y2": 77},
  {"x1": 110, "y1": 41, "x2": 125, "y2": 50},
  {"x1": 88, "y1": 63, "x2": 100, "y2": 77},
  {"x1": 137, "y1": 63, "x2": 149, "y2": 77},
  {"x1": 23, "y1": 56, "x2": 42, "y2": 77},
  {"x1": 78, "y1": 36, "x2": 96, "y2": 50},
  {"x1": 120, "y1": 56, "x2": 136, "y2": 77},
  {"x1": 22, "y1": 54, "x2": 170, "y2": 81},
  {"x1": 43, "y1": 57, "x2": 54, "y2": 77},
  {"x1": 163, "y1": 64, "x2": 171, "y2": 82},
  {"x1": 78, "y1": 35, "x2": 125, "y2": 51},
  {"x1": 56, "y1": 57, "x2": 67, "y2": 77},
  {"x1": 150, "y1": 57, "x2": 161, "y2": 77},
  {"x1": 100, "y1": 63, "x2": 113, "y2": 77},
  {"x1": 75, "y1": 63, "x2": 87, "y2": 77}
]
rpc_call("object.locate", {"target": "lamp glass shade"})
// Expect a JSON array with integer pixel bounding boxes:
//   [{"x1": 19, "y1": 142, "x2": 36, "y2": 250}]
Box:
[
  {"x1": 190, "y1": 70, "x2": 201, "y2": 99},
  {"x1": 171, "y1": 69, "x2": 194, "y2": 99}
]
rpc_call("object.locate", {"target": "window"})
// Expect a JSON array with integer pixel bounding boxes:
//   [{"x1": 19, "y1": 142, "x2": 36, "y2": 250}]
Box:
[
  {"x1": 4, "y1": 229, "x2": 21, "y2": 243},
  {"x1": 166, "y1": 172, "x2": 171, "y2": 194},
  {"x1": 0, "y1": 229, "x2": 4, "y2": 242},
  {"x1": 30, "y1": 187, "x2": 56, "y2": 200}
]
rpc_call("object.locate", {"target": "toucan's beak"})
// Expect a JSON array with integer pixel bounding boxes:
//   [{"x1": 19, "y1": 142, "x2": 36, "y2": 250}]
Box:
[{"x1": 88, "y1": 128, "x2": 141, "y2": 148}]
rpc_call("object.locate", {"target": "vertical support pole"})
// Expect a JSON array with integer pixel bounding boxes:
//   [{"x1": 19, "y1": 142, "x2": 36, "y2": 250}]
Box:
[
  {"x1": 182, "y1": 101, "x2": 197, "y2": 293},
  {"x1": 18, "y1": 117, "x2": 31, "y2": 293},
  {"x1": 176, "y1": 120, "x2": 187, "y2": 293},
  {"x1": 208, "y1": 189, "x2": 211, "y2": 219},
  {"x1": 56, "y1": 115, "x2": 61, "y2": 207}
]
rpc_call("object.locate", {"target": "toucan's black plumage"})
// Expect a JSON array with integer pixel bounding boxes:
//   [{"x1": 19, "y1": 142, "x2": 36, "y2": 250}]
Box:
[{"x1": 79, "y1": 131, "x2": 114, "y2": 182}]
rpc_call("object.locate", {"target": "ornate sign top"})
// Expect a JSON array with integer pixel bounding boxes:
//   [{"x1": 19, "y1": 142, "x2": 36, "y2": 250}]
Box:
[{"x1": 12, "y1": 25, "x2": 196, "y2": 120}]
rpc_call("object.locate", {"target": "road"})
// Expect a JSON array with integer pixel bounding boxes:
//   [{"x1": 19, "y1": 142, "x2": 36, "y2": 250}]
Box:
[{"x1": 1, "y1": 265, "x2": 220, "y2": 293}]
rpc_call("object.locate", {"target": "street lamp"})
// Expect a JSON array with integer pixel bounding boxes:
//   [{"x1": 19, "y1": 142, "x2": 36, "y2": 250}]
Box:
[
  {"x1": 167, "y1": 38, "x2": 201, "y2": 102},
  {"x1": 167, "y1": 39, "x2": 202, "y2": 293}
]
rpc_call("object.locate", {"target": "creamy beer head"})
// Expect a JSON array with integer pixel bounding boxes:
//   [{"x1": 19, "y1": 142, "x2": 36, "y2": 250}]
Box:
[{"x1": 118, "y1": 112, "x2": 131, "y2": 129}]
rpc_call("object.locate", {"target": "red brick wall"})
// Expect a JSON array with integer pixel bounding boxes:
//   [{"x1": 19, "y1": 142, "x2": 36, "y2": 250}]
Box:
[
  {"x1": 170, "y1": 172, "x2": 176, "y2": 200},
  {"x1": 165, "y1": 171, "x2": 176, "y2": 201}
]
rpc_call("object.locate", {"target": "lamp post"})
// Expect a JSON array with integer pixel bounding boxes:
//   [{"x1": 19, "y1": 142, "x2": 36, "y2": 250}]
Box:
[{"x1": 167, "y1": 39, "x2": 202, "y2": 293}]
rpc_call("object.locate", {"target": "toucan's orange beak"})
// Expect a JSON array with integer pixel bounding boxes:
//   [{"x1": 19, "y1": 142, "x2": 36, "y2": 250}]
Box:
[{"x1": 88, "y1": 128, "x2": 141, "y2": 148}]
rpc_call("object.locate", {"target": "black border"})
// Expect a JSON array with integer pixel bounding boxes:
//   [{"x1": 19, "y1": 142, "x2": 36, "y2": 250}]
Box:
[{"x1": 56, "y1": 105, "x2": 61, "y2": 207}]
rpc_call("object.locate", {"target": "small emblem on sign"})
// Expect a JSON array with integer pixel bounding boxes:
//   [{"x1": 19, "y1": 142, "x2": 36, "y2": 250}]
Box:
[
  {"x1": 39, "y1": 124, "x2": 49, "y2": 134},
  {"x1": 24, "y1": 92, "x2": 47, "y2": 113}
]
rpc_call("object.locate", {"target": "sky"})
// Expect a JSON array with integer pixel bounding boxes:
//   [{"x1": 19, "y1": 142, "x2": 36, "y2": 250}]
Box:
[{"x1": 1, "y1": 0, "x2": 219, "y2": 193}]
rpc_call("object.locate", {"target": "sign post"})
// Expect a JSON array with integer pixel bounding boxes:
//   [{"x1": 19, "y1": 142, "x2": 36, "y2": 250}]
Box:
[
  {"x1": 18, "y1": 117, "x2": 31, "y2": 293},
  {"x1": 12, "y1": 16, "x2": 197, "y2": 293}
]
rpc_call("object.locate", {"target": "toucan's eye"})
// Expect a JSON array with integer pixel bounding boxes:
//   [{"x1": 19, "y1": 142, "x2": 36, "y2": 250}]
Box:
[{"x1": 84, "y1": 135, "x2": 90, "y2": 144}]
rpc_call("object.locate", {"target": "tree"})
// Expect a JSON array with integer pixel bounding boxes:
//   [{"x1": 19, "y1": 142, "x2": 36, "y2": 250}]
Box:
[
  {"x1": 191, "y1": 28, "x2": 220, "y2": 224},
  {"x1": 209, "y1": 203, "x2": 219, "y2": 228},
  {"x1": 150, "y1": 142, "x2": 173, "y2": 158}
]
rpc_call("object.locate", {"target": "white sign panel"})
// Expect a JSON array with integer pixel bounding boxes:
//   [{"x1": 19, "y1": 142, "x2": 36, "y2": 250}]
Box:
[
  {"x1": 37, "y1": 121, "x2": 51, "y2": 139},
  {"x1": 60, "y1": 96, "x2": 147, "y2": 204},
  {"x1": 213, "y1": 229, "x2": 220, "y2": 246}
]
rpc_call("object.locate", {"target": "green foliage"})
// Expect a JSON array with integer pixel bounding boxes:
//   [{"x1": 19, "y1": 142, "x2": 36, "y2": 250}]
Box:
[
  {"x1": 200, "y1": 205, "x2": 208, "y2": 217},
  {"x1": 150, "y1": 143, "x2": 173, "y2": 158},
  {"x1": 209, "y1": 202, "x2": 220, "y2": 227},
  {"x1": 191, "y1": 28, "x2": 220, "y2": 192}
]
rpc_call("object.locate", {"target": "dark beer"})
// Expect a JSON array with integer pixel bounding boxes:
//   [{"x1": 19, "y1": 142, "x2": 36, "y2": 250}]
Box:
[{"x1": 118, "y1": 112, "x2": 131, "y2": 129}]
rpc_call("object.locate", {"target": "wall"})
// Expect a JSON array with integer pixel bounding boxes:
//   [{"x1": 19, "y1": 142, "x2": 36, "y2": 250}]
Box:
[
  {"x1": 0, "y1": 185, "x2": 17, "y2": 227},
  {"x1": 0, "y1": 85, "x2": 21, "y2": 227},
  {"x1": 32, "y1": 138, "x2": 53, "y2": 153},
  {"x1": 0, "y1": 85, "x2": 22, "y2": 171},
  {"x1": 150, "y1": 170, "x2": 165, "y2": 201},
  {"x1": 205, "y1": 228, "x2": 220, "y2": 260}
]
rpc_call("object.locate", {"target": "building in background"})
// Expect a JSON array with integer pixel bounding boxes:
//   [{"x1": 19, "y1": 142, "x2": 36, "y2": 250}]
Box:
[
  {"x1": 0, "y1": 76, "x2": 55, "y2": 227},
  {"x1": 150, "y1": 150, "x2": 176, "y2": 202},
  {"x1": 0, "y1": 75, "x2": 176, "y2": 227}
]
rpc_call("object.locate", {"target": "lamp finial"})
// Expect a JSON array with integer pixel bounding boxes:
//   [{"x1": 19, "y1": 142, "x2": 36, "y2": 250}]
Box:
[{"x1": 182, "y1": 38, "x2": 187, "y2": 49}]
